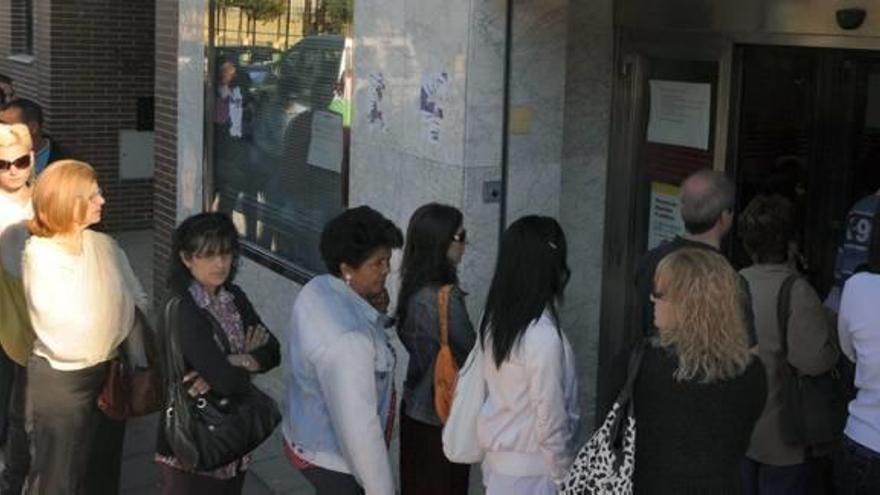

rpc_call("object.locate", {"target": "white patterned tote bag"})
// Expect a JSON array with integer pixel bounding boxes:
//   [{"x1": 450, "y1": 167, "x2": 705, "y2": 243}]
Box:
[{"x1": 558, "y1": 340, "x2": 646, "y2": 495}]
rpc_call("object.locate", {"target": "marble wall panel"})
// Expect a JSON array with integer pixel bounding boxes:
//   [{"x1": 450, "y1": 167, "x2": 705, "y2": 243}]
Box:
[
  {"x1": 503, "y1": 0, "x2": 568, "y2": 223},
  {"x1": 559, "y1": 0, "x2": 614, "y2": 432},
  {"x1": 463, "y1": 0, "x2": 506, "y2": 170},
  {"x1": 460, "y1": 165, "x2": 503, "y2": 322}
]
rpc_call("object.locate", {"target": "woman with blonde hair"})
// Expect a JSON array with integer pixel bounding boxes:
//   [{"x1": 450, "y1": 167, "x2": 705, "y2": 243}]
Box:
[
  {"x1": 631, "y1": 248, "x2": 766, "y2": 494},
  {"x1": 0, "y1": 123, "x2": 35, "y2": 494},
  {"x1": 22, "y1": 160, "x2": 148, "y2": 494}
]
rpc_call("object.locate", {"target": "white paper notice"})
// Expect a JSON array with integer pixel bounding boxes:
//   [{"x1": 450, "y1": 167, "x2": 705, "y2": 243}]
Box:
[
  {"x1": 648, "y1": 182, "x2": 686, "y2": 250},
  {"x1": 647, "y1": 80, "x2": 712, "y2": 150},
  {"x1": 307, "y1": 110, "x2": 344, "y2": 173}
]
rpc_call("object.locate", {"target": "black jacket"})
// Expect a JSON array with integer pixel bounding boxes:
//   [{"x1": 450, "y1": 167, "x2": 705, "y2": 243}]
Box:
[{"x1": 155, "y1": 284, "x2": 280, "y2": 459}]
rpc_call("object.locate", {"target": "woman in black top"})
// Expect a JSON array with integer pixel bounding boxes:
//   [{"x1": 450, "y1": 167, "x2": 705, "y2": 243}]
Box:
[
  {"x1": 396, "y1": 203, "x2": 475, "y2": 495},
  {"x1": 633, "y1": 248, "x2": 767, "y2": 494},
  {"x1": 155, "y1": 212, "x2": 280, "y2": 494}
]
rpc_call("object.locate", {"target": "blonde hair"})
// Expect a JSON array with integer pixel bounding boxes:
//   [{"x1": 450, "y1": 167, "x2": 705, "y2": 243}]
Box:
[
  {"x1": 29, "y1": 160, "x2": 98, "y2": 237},
  {"x1": 654, "y1": 248, "x2": 751, "y2": 383},
  {"x1": 0, "y1": 123, "x2": 32, "y2": 151}
]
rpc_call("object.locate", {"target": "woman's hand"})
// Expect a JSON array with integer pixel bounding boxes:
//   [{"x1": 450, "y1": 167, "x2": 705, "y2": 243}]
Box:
[
  {"x1": 245, "y1": 324, "x2": 270, "y2": 352},
  {"x1": 227, "y1": 353, "x2": 260, "y2": 372},
  {"x1": 183, "y1": 371, "x2": 211, "y2": 397}
]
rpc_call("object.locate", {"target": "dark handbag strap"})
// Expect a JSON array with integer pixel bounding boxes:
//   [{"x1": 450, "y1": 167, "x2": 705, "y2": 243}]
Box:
[
  {"x1": 617, "y1": 338, "x2": 648, "y2": 405},
  {"x1": 776, "y1": 274, "x2": 799, "y2": 362},
  {"x1": 607, "y1": 338, "x2": 647, "y2": 466},
  {"x1": 162, "y1": 297, "x2": 186, "y2": 386}
]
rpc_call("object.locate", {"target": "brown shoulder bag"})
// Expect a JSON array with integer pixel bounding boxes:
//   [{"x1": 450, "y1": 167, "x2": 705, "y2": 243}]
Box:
[{"x1": 434, "y1": 285, "x2": 459, "y2": 424}]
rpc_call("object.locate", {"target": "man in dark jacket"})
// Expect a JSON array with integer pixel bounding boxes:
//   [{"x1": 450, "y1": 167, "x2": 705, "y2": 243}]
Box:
[
  {"x1": 0, "y1": 98, "x2": 69, "y2": 174},
  {"x1": 634, "y1": 169, "x2": 746, "y2": 337}
]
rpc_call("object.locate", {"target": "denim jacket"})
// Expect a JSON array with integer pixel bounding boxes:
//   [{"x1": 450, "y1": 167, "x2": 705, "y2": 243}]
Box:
[
  {"x1": 283, "y1": 275, "x2": 396, "y2": 495},
  {"x1": 398, "y1": 284, "x2": 476, "y2": 426}
]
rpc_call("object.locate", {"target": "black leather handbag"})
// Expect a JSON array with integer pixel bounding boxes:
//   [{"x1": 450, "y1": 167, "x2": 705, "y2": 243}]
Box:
[
  {"x1": 161, "y1": 297, "x2": 281, "y2": 471},
  {"x1": 776, "y1": 275, "x2": 855, "y2": 447}
]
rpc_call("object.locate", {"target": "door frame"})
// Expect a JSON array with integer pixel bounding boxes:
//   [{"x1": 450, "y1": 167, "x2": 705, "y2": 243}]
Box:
[{"x1": 596, "y1": 30, "x2": 733, "y2": 417}]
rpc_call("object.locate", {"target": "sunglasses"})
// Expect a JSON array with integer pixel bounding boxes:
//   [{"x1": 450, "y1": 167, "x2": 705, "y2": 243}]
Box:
[
  {"x1": 452, "y1": 229, "x2": 467, "y2": 244},
  {"x1": 0, "y1": 154, "x2": 31, "y2": 171}
]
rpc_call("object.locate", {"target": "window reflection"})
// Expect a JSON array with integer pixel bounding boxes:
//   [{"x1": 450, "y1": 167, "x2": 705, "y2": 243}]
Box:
[{"x1": 209, "y1": 0, "x2": 353, "y2": 274}]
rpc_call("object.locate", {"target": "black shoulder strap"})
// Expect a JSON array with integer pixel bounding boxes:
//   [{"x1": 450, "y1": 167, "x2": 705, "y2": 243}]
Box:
[
  {"x1": 617, "y1": 338, "x2": 648, "y2": 404},
  {"x1": 777, "y1": 274, "x2": 799, "y2": 358},
  {"x1": 162, "y1": 297, "x2": 185, "y2": 384}
]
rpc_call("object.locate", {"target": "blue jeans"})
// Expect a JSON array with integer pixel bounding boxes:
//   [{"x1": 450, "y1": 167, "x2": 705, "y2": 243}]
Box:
[
  {"x1": 834, "y1": 436, "x2": 880, "y2": 495},
  {"x1": 742, "y1": 457, "x2": 810, "y2": 495}
]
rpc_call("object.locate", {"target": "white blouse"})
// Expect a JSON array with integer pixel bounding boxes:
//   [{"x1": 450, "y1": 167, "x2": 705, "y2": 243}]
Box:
[
  {"x1": 22, "y1": 230, "x2": 147, "y2": 370},
  {"x1": 839, "y1": 272, "x2": 880, "y2": 453}
]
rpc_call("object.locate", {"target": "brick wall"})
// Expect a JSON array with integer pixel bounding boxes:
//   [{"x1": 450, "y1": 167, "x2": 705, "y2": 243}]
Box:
[
  {"x1": 46, "y1": 0, "x2": 155, "y2": 231},
  {"x1": 153, "y1": 0, "x2": 178, "y2": 305},
  {"x1": 0, "y1": 0, "x2": 50, "y2": 102},
  {"x1": 1, "y1": 0, "x2": 155, "y2": 232}
]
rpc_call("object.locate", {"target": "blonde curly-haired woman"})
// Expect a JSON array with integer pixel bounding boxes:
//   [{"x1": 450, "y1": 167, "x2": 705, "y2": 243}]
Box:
[{"x1": 632, "y1": 248, "x2": 767, "y2": 494}]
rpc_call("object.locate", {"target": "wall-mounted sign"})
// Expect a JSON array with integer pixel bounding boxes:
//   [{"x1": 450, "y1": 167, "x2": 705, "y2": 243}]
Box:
[
  {"x1": 648, "y1": 182, "x2": 685, "y2": 250},
  {"x1": 647, "y1": 80, "x2": 711, "y2": 150}
]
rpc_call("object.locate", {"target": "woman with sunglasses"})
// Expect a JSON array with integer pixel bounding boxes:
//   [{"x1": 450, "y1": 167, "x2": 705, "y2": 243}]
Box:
[
  {"x1": 0, "y1": 123, "x2": 35, "y2": 494},
  {"x1": 22, "y1": 160, "x2": 148, "y2": 494},
  {"x1": 396, "y1": 203, "x2": 475, "y2": 495}
]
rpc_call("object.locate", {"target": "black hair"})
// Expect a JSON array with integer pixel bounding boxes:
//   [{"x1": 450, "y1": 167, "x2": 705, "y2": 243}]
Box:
[
  {"x1": 2, "y1": 98, "x2": 43, "y2": 129},
  {"x1": 396, "y1": 203, "x2": 463, "y2": 324},
  {"x1": 738, "y1": 194, "x2": 793, "y2": 264},
  {"x1": 320, "y1": 205, "x2": 403, "y2": 276},
  {"x1": 168, "y1": 212, "x2": 241, "y2": 294},
  {"x1": 480, "y1": 215, "x2": 570, "y2": 368}
]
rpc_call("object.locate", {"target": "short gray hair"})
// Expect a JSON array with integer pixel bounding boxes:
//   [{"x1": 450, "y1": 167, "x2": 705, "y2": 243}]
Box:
[{"x1": 680, "y1": 170, "x2": 735, "y2": 234}]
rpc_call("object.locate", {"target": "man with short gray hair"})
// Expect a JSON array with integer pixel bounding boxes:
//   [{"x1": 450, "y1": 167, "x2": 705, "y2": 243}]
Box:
[{"x1": 635, "y1": 169, "x2": 742, "y2": 336}]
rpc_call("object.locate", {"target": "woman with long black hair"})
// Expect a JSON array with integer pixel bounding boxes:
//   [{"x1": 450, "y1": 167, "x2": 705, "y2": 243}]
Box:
[
  {"x1": 396, "y1": 203, "x2": 475, "y2": 495},
  {"x1": 476, "y1": 215, "x2": 580, "y2": 495}
]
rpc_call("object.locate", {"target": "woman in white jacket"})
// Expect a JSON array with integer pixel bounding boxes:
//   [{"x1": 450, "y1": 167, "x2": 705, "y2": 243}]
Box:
[{"x1": 477, "y1": 215, "x2": 580, "y2": 495}]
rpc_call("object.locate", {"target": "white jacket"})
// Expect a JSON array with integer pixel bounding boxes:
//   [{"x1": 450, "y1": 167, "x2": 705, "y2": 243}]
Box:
[{"x1": 477, "y1": 310, "x2": 580, "y2": 481}]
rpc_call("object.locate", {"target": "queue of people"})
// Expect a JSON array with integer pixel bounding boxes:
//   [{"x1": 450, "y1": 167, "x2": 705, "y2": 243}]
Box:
[{"x1": 0, "y1": 69, "x2": 876, "y2": 494}]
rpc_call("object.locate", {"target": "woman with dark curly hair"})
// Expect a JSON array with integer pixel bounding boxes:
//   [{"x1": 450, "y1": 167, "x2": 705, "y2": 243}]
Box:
[
  {"x1": 283, "y1": 206, "x2": 403, "y2": 495},
  {"x1": 155, "y1": 212, "x2": 280, "y2": 494}
]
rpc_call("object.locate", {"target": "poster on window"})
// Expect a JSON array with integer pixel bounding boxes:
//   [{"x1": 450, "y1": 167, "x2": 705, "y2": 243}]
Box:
[
  {"x1": 648, "y1": 182, "x2": 685, "y2": 250},
  {"x1": 307, "y1": 110, "x2": 344, "y2": 173},
  {"x1": 646, "y1": 80, "x2": 712, "y2": 150}
]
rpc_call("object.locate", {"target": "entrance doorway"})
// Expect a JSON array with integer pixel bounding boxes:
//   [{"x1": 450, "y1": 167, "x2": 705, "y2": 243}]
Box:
[{"x1": 731, "y1": 45, "x2": 880, "y2": 298}]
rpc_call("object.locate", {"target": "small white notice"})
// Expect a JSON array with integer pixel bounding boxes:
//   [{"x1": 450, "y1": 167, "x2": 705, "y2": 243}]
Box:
[
  {"x1": 647, "y1": 80, "x2": 712, "y2": 150},
  {"x1": 307, "y1": 110, "x2": 344, "y2": 173},
  {"x1": 647, "y1": 182, "x2": 685, "y2": 250}
]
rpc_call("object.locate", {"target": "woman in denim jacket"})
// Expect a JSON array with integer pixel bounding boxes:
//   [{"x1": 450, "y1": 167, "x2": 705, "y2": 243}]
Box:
[
  {"x1": 396, "y1": 203, "x2": 476, "y2": 495},
  {"x1": 283, "y1": 206, "x2": 403, "y2": 495}
]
